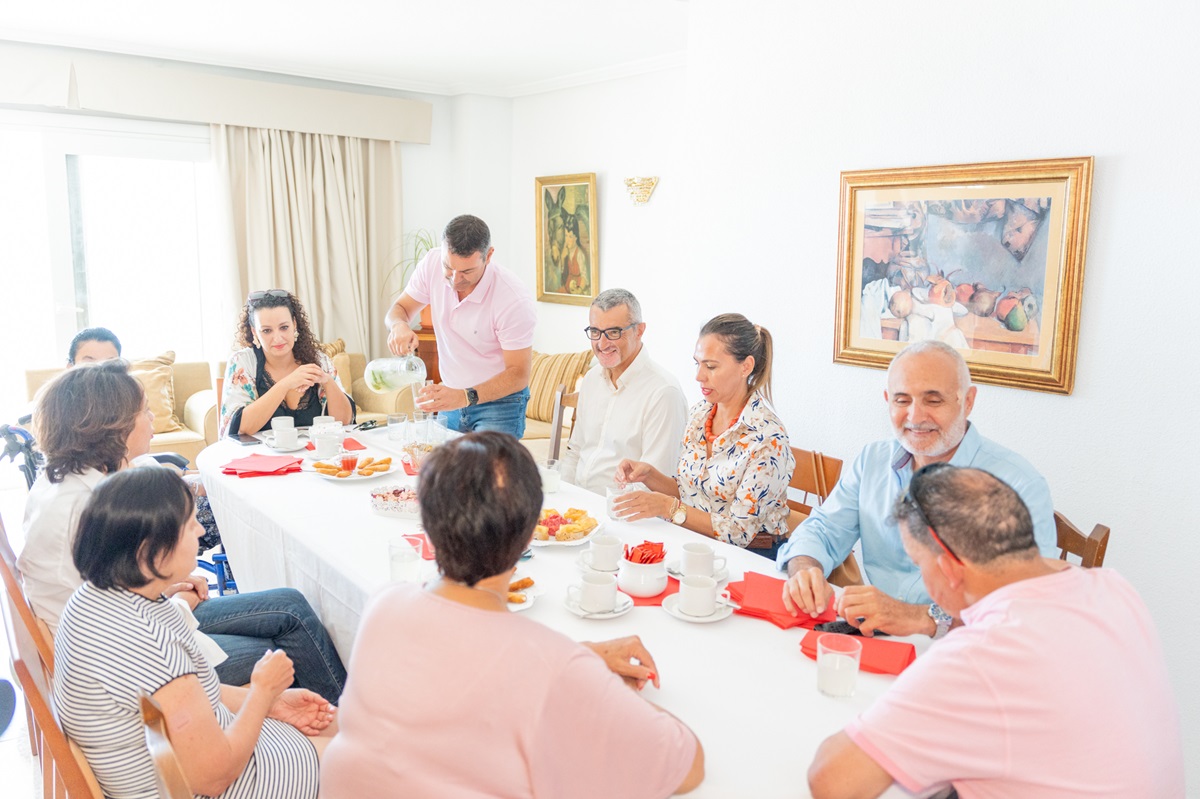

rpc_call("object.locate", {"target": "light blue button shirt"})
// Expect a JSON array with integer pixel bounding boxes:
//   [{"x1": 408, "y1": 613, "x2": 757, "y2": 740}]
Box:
[{"x1": 776, "y1": 424, "x2": 1056, "y2": 604}]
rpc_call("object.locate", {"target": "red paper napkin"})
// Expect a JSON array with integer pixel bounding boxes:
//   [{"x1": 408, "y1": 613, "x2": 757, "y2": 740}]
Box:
[
  {"x1": 303, "y1": 436, "x2": 366, "y2": 451},
  {"x1": 728, "y1": 571, "x2": 835, "y2": 630},
  {"x1": 621, "y1": 577, "x2": 680, "y2": 607},
  {"x1": 401, "y1": 459, "x2": 418, "y2": 476},
  {"x1": 222, "y1": 454, "x2": 303, "y2": 478},
  {"x1": 403, "y1": 533, "x2": 436, "y2": 561},
  {"x1": 799, "y1": 630, "x2": 916, "y2": 675}
]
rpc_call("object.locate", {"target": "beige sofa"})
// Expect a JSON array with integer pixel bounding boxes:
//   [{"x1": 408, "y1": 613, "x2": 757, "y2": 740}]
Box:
[
  {"x1": 520, "y1": 349, "x2": 593, "y2": 461},
  {"x1": 25, "y1": 352, "x2": 218, "y2": 464},
  {"x1": 330, "y1": 351, "x2": 415, "y2": 423}
]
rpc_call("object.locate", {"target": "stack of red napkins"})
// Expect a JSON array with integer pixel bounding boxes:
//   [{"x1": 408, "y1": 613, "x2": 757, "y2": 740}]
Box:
[
  {"x1": 727, "y1": 571, "x2": 836, "y2": 630},
  {"x1": 222, "y1": 453, "x2": 303, "y2": 478},
  {"x1": 304, "y1": 437, "x2": 366, "y2": 452},
  {"x1": 799, "y1": 630, "x2": 916, "y2": 675},
  {"x1": 623, "y1": 541, "x2": 665, "y2": 564},
  {"x1": 403, "y1": 532, "x2": 437, "y2": 561},
  {"x1": 624, "y1": 577, "x2": 680, "y2": 607}
]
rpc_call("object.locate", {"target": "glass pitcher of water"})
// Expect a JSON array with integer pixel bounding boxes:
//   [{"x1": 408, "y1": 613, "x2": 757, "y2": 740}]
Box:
[{"x1": 364, "y1": 354, "x2": 427, "y2": 393}]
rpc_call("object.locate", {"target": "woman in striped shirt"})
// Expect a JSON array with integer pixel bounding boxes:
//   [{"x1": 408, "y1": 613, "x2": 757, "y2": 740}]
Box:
[{"x1": 53, "y1": 468, "x2": 336, "y2": 799}]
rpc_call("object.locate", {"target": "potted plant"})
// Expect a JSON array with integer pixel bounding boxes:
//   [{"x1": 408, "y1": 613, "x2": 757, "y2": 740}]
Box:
[{"x1": 389, "y1": 228, "x2": 438, "y2": 329}]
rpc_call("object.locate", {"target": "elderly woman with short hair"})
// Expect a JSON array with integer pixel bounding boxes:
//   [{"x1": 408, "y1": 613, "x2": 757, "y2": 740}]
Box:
[{"x1": 321, "y1": 432, "x2": 704, "y2": 798}]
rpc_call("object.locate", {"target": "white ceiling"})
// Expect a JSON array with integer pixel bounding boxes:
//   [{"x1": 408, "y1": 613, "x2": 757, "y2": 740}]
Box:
[{"x1": 0, "y1": 0, "x2": 689, "y2": 97}]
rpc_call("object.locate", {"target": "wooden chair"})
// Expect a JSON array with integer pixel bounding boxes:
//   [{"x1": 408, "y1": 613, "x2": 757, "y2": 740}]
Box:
[
  {"x1": 748, "y1": 447, "x2": 844, "y2": 551},
  {"x1": 1054, "y1": 511, "x2": 1110, "y2": 568},
  {"x1": 547, "y1": 383, "x2": 580, "y2": 462},
  {"x1": 2, "y1": 512, "x2": 102, "y2": 799},
  {"x1": 140, "y1": 692, "x2": 194, "y2": 799}
]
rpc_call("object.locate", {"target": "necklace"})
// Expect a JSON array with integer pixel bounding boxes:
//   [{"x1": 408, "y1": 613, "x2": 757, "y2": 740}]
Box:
[{"x1": 704, "y1": 398, "x2": 748, "y2": 444}]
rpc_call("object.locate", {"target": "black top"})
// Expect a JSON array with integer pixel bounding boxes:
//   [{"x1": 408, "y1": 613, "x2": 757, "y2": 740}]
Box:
[{"x1": 227, "y1": 346, "x2": 355, "y2": 434}]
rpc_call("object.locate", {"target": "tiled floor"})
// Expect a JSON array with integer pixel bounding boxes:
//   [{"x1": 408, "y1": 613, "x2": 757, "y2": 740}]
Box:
[{"x1": 1, "y1": 470, "x2": 43, "y2": 797}]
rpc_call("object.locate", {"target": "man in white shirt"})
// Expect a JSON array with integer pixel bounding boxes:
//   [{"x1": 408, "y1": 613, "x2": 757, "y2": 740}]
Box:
[{"x1": 560, "y1": 289, "x2": 688, "y2": 494}]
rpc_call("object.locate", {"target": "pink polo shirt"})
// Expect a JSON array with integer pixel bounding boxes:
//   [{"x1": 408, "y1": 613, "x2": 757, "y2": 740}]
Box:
[
  {"x1": 320, "y1": 586, "x2": 697, "y2": 799},
  {"x1": 846, "y1": 566, "x2": 1184, "y2": 798},
  {"x1": 404, "y1": 247, "x2": 537, "y2": 390}
]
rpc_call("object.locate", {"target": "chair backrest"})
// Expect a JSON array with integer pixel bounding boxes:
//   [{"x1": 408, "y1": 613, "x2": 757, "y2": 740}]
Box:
[
  {"x1": 140, "y1": 692, "x2": 194, "y2": 799},
  {"x1": 1054, "y1": 511, "x2": 1110, "y2": 568},
  {"x1": 547, "y1": 384, "x2": 580, "y2": 462},
  {"x1": 787, "y1": 448, "x2": 844, "y2": 521},
  {"x1": 0, "y1": 511, "x2": 55, "y2": 674}
]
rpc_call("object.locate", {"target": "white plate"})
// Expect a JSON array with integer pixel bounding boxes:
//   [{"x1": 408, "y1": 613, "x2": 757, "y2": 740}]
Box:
[
  {"x1": 565, "y1": 592, "x2": 634, "y2": 620},
  {"x1": 666, "y1": 560, "x2": 730, "y2": 583},
  {"x1": 304, "y1": 452, "x2": 398, "y2": 482},
  {"x1": 508, "y1": 592, "x2": 537, "y2": 612},
  {"x1": 576, "y1": 552, "x2": 619, "y2": 574},
  {"x1": 529, "y1": 519, "x2": 603, "y2": 547},
  {"x1": 661, "y1": 594, "x2": 735, "y2": 624}
]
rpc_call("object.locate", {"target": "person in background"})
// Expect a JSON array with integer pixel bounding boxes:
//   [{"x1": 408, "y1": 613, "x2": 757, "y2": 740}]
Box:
[
  {"x1": 20, "y1": 361, "x2": 347, "y2": 702},
  {"x1": 614, "y1": 313, "x2": 794, "y2": 553},
  {"x1": 55, "y1": 468, "x2": 335, "y2": 799},
  {"x1": 321, "y1": 432, "x2": 704, "y2": 798},
  {"x1": 808, "y1": 464, "x2": 1184, "y2": 798},
  {"x1": 385, "y1": 215, "x2": 537, "y2": 438},
  {"x1": 66, "y1": 326, "x2": 121, "y2": 365},
  {"x1": 220, "y1": 289, "x2": 353, "y2": 437},
  {"x1": 559, "y1": 288, "x2": 688, "y2": 495},
  {"x1": 778, "y1": 340, "x2": 1055, "y2": 638}
]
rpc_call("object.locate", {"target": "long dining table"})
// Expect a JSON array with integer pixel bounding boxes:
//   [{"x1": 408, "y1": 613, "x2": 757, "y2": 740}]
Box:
[{"x1": 197, "y1": 430, "x2": 930, "y2": 799}]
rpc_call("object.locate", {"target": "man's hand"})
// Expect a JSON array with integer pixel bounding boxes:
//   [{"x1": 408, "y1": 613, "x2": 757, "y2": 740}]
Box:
[
  {"x1": 583, "y1": 636, "x2": 660, "y2": 691},
  {"x1": 613, "y1": 490, "x2": 674, "y2": 522},
  {"x1": 387, "y1": 322, "x2": 419, "y2": 356},
  {"x1": 782, "y1": 563, "x2": 833, "y2": 618},
  {"x1": 837, "y1": 585, "x2": 935, "y2": 637},
  {"x1": 415, "y1": 384, "x2": 468, "y2": 413},
  {"x1": 268, "y1": 688, "x2": 337, "y2": 735}
]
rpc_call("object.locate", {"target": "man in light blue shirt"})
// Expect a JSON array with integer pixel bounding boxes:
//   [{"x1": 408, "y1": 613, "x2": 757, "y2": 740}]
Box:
[{"x1": 778, "y1": 340, "x2": 1055, "y2": 638}]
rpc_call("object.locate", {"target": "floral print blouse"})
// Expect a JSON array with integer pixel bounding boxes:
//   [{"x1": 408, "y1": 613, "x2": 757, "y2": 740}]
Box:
[
  {"x1": 676, "y1": 391, "x2": 795, "y2": 547},
  {"x1": 219, "y1": 347, "x2": 347, "y2": 438}
]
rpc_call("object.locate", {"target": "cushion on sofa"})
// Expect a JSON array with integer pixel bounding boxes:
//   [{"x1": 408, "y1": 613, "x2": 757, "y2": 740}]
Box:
[
  {"x1": 527, "y1": 350, "x2": 593, "y2": 423},
  {"x1": 128, "y1": 352, "x2": 183, "y2": 434}
]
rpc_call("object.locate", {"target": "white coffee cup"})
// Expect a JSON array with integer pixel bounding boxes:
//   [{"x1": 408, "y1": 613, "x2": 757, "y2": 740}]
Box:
[
  {"x1": 271, "y1": 417, "x2": 295, "y2": 431},
  {"x1": 678, "y1": 575, "x2": 732, "y2": 617},
  {"x1": 312, "y1": 415, "x2": 335, "y2": 427},
  {"x1": 272, "y1": 427, "x2": 299, "y2": 449},
  {"x1": 681, "y1": 542, "x2": 727, "y2": 578},
  {"x1": 313, "y1": 432, "x2": 341, "y2": 459},
  {"x1": 581, "y1": 533, "x2": 621, "y2": 572},
  {"x1": 567, "y1": 572, "x2": 617, "y2": 613}
]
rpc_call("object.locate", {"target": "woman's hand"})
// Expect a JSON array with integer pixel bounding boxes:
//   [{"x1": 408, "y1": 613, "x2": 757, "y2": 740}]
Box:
[
  {"x1": 280, "y1": 364, "x2": 327, "y2": 393},
  {"x1": 613, "y1": 490, "x2": 675, "y2": 522},
  {"x1": 582, "y1": 636, "x2": 660, "y2": 691},
  {"x1": 268, "y1": 688, "x2": 337, "y2": 735},
  {"x1": 615, "y1": 459, "x2": 658, "y2": 486},
  {"x1": 250, "y1": 649, "x2": 295, "y2": 703}
]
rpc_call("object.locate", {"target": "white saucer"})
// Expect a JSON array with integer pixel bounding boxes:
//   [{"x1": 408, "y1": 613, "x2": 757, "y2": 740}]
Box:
[
  {"x1": 565, "y1": 592, "x2": 634, "y2": 620},
  {"x1": 264, "y1": 442, "x2": 307, "y2": 453},
  {"x1": 576, "y1": 553, "x2": 619, "y2": 574},
  {"x1": 661, "y1": 594, "x2": 735, "y2": 624},
  {"x1": 665, "y1": 560, "x2": 729, "y2": 583}
]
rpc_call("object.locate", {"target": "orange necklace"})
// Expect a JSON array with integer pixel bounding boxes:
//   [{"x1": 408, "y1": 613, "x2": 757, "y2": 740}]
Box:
[{"x1": 704, "y1": 398, "x2": 748, "y2": 446}]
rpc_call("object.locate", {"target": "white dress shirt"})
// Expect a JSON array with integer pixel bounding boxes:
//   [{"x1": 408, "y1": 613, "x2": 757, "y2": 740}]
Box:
[{"x1": 560, "y1": 346, "x2": 688, "y2": 495}]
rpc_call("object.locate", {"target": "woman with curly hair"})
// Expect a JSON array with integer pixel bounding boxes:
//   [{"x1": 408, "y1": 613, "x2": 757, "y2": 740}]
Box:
[{"x1": 220, "y1": 290, "x2": 353, "y2": 437}]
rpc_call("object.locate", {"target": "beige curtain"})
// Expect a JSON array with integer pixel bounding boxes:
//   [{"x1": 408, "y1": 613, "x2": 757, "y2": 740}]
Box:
[{"x1": 212, "y1": 125, "x2": 403, "y2": 357}]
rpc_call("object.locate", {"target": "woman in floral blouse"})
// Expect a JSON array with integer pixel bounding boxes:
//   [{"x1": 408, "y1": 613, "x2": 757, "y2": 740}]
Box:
[
  {"x1": 615, "y1": 313, "x2": 795, "y2": 550},
  {"x1": 219, "y1": 290, "x2": 354, "y2": 438}
]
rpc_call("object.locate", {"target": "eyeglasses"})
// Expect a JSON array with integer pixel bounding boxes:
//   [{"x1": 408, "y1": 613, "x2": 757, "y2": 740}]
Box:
[
  {"x1": 583, "y1": 323, "x2": 638, "y2": 341},
  {"x1": 247, "y1": 289, "x2": 290, "y2": 304},
  {"x1": 901, "y1": 477, "x2": 963, "y2": 566}
]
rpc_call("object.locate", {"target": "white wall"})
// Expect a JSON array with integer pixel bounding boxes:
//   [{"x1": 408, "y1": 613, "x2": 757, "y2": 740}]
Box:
[{"x1": 506, "y1": 0, "x2": 1200, "y2": 789}]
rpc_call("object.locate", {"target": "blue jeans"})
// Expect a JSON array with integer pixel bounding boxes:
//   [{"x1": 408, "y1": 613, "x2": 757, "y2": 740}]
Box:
[
  {"x1": 441, "y1": 387, "x2": 530, "y2": 439},
  {"x1": 193, "y1": 588, "x2": 347, "y2": 703}
]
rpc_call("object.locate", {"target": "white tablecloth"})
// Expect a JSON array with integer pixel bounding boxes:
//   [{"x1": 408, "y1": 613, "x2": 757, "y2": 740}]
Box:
[{"x1": 197, "y1": 431, "x2": 928, "y2": 799}]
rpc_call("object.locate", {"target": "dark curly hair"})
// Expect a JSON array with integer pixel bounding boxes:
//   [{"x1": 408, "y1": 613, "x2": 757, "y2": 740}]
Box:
[
  {"x1": 234, "y1": 290, "x2": 321, "y2": 367},
  {"x1": 34, "y1": 360, "x2": 145, "y2": 483}
]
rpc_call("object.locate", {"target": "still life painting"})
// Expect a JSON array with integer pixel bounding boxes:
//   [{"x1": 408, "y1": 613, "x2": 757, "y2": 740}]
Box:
[{"x1": 535, "y1": 173, "x2": 599, "y2": 306}]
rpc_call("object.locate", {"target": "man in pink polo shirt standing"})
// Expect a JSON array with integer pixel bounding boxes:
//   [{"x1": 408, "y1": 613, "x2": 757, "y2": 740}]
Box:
[
  {"x1": 808, "y1": 464, "x2": 1184, "y2": 799},
  {"x1": 386, "y1": 215, "x2": 537, "y2": 438}
]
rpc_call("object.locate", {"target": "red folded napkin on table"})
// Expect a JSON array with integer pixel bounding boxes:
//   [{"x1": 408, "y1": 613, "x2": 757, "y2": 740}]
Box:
[
  {"x1": 622, "y1": 577, "x2": 680, "y2": 607},
  {"x1": 221, "y1": 453, "x2": 303, "y2": 478},
  {"x1": 799, "y1": 630, "x2": 916, "y2": 675},
  {"x1": 403, "y1": 533, "x2": 437, "y2": 561},
  {"x1": 728, "y1": 571, "x2": 835, "y2": 630},
  {"x1": 304, "y1": 436, "x2": 366, "y2": 452},
  {"x1": 401, "y1": 459, "x2": 419, "y2": 476}
]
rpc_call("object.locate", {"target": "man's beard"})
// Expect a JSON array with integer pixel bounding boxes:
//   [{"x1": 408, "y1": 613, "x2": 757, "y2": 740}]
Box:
[{"x1": 896, "y1": 416, "x2": 968, "y2": 459}]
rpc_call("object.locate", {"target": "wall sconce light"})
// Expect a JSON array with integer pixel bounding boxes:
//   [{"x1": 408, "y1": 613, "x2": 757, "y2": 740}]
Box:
[{"x1": 624, "y1": 177, "x2": 659, "y2": 205}]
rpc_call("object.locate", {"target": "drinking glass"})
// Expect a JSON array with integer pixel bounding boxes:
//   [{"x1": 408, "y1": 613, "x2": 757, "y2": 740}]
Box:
[
  {"x1": 389, "y1": 538, "x2": 424, "y2": 583},
  {"x1": 412, "y1": 411, "x2": 429, "y2": 443},
  {"x1": 387, "y1": 413, "x2": 408, "y2": 442},
  {"x1": 817, "y1": 634, "x2": 862, "y2": 697}
]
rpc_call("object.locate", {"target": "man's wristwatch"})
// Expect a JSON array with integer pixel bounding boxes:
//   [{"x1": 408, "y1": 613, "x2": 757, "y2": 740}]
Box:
[
  {"x1": 928, "y1": 603, "x2": 953, "y2": 639},
  {"x1": 668, "y1": 498, "x2": 687, "y2": 525},
  {"x1": 464, "y1": 387, "x2": 479, "y2": 406}
]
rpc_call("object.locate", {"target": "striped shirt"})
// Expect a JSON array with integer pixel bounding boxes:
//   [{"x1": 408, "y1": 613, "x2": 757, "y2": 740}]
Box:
[{"x1": 53, "y1": 583, "x2": 319, "y2": 799}]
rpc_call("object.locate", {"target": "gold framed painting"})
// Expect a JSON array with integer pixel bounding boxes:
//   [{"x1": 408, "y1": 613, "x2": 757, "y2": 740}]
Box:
[
  {"x1": 833, "y1": 157, "x2": 1093, "y2": 395},
  {"x1": 535, "y1": 173, "x2": 599, "y2": 305}
]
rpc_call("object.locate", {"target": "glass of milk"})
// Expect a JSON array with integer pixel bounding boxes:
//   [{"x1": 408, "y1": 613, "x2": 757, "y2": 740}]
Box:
[{"x1": 817, "y1": 634, "x2": 862, "y2": 697}]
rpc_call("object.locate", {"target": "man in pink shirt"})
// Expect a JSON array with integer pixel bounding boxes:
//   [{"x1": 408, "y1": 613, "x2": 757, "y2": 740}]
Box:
[
  {"x1": 808, "y1": 464, "x2": 1184, "y2": 799},
  {"x1": 386, "y1": 215, "x2": 537, "y2": 438}
]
